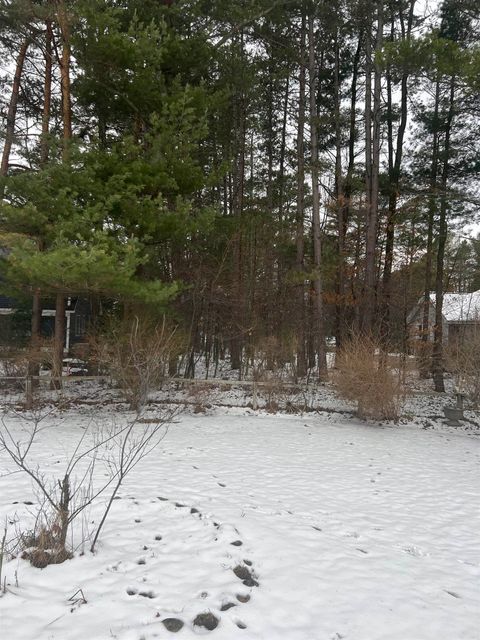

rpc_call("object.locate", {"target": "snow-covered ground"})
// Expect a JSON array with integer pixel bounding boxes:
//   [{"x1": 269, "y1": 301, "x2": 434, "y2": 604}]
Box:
[{"x1": 0, "y1": 405, "x2": 479, "y2": 640}]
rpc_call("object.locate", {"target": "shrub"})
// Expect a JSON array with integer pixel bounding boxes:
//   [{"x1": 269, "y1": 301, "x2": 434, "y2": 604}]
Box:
[
  {"x1": 412, "y1": 339, "x2": 433, "y2": 379},
  {"x1": 92, "y1": 315, "x2": 183, "y2": 412},
  {"x1": 335, "y1": 335, "x2": 404, "y2": 421},
  {"x1": 0, "y1": 405, "x2": 175, "y2": 566},
  {"x1": 445, "y1": 331, "x2": 480, "y2": 406}
]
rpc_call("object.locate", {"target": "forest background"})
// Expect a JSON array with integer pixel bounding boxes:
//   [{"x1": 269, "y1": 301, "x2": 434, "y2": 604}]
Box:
[{"x1": 0, "y1": 0, "x2": 479, "y2": 393}]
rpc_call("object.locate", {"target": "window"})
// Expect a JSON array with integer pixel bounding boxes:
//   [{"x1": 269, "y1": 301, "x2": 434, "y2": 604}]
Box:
[{"x1": 74, "y1": 314, "x2": 87, "y2": 337}]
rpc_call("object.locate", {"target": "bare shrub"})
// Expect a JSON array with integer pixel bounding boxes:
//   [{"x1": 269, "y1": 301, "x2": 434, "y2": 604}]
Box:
[
  {"x1": 2, "y1": 355, "x2": 27, "y2": 378},
  {"x1": 0, "y1": 521, "x2": 7, "y2": 593},
  {"x1": 4, "y1": 338, "x2": 56, "y2": 393},
  {"x1": 248, "y1": 335, "x2": 298, "y2": 378},
  {"x1": 445, "y1": 332, "x2": 480, "y2": 406},
  {"x1": 0, "y1": 404, "x2": 176, "y2": 566},
  {"x1": 335, "y1": 335, "x2": 404, "y2": 421},
  {"x1": 252, "y1": 370, "x2": 280, "y2": 412},
  {"x1": 252, "y1": 355, "x2": 281, "y2": 413},
  {"x1": 411, "y1": 339, "x2": 433, "y2": 379},
  {"x1": 92, "y1": 315, "x2": 183, "y2": 412},
  {"x1": 0, "y1": 355, "x2": 27, "y2": 396},
  {"x1": 185, "y1": 382, "x2": 211, "y2": 413},
  {"x1": 247, "y1": 336, "x2": 305, "y2": 412}
]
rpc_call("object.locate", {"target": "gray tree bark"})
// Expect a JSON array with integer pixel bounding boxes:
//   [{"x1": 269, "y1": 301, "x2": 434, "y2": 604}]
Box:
[{"x1": 308, "y1": 12, "x2": 327, "y2": 378}]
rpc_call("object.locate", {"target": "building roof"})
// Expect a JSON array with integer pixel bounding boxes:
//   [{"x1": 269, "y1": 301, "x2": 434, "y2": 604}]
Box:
[{"x1": 429, "y1": 291, "x2": 480, "y2": 323}]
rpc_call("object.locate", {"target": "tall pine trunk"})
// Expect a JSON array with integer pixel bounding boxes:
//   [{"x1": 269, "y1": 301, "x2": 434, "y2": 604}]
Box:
[
  {"x1": 432, "y1": 77, "x2": 455, "y2": 392},
  {"x1": 295, "y1": 8, "x2": 307, "y2": 377},
  {"x1": 52, "y1": 0, "x2": 72, "y2": 389},
  {"x1": 30, "y1": 22, "x2": 53, "y2": 383},
  {"x1": 230, "y1": 33, "x2": 246, "y2": 372},
  {"x1": 342, "y1": 32, "x2": 362, "y2": 335},
  {"x1": 308, "y1": 13, "x2": 327, "y2": 378},
  {"x1": 381, "y1": 0, "x2": 415, "y2": 345},
  {"x1": 0, "y1": 38, "x2": 30, "y2": 194},
  {"x1": 333, "y1": 31, "x2": 345, "y2": 348},
  {"x1": 363, "y1": 1, "x2": 383, "y2": 335},
  {"x1": 420, "y1": 78, "x2": 441, "y2": 378}
]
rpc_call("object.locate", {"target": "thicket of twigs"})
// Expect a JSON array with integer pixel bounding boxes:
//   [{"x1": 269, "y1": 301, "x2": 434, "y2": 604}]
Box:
[
  {"x1": 0, "y1": 404, "x2": 176, "y2": 569},
  {"x1": 335, "y1": 335, "x2": 405, "y2": 421},
  {"x1": 91, "y1": 315, "x2": 185, "y2": 411}
]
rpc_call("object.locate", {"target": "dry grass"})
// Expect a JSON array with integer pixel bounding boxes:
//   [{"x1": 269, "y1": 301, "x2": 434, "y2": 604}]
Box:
[
  {"x1": 335, "y1": 335, "x2": 404, "y2": 422},
  {"x1": 21, "y1": 526, "x2": 73, "y2": 568},
  {"x1": 445, "y1": 332, "x2": 480, "y2": 406}
]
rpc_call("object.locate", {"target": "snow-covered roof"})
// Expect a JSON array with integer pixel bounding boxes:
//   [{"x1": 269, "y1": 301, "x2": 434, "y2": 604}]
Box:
[{"x1": 429, "y1": 291, "x2": 480, "y2": 323}]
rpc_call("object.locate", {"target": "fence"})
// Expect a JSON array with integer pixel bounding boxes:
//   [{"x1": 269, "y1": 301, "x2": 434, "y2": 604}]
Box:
[
  {"x1": 0, "y1": 373, "x2": 328, "y2": 412},
  {"x1": 0, "y1": 374, "x2": 110, "y2": 409}
]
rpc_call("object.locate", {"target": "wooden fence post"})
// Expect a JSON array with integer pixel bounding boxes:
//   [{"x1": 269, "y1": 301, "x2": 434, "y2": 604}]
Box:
[
  {"x1": 25, "y1": 375, "x2": 33, "y2": 409},
  {"x1": 252, "y1": 379, "x2": 258, "y2": 410}
]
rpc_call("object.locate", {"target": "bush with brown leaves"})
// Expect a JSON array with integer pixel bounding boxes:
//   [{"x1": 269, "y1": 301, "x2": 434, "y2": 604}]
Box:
[{"x1": 335, "y1": 335, "x2": 404, "y2": 422}]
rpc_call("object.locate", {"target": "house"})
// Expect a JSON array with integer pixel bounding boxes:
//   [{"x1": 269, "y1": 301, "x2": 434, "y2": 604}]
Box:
[
  {"x1": 408, "y1": 291, "x2": 480, "y2": 345},
  {"x1": 0, "y1": 294, "x2": 90, "y2": 351}
]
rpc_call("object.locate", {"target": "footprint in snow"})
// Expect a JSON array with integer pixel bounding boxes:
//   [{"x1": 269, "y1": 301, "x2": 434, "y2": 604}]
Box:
[
  {"x1": 233, "y1": 564, "x2": 259, "y2": 587},
  {"x1": 141, "y1": 495, "x2": 258, "y2": 632},
  {"x1": 193, "y1": 612, "x2": 219, "y2": 631},
  {"x1": 236, "y1": 594, "x2": 250, "y2": 603},
  {"x1": 403, "y1": 545, "x2": 428, "y2": 557},
  {"x1": 162, "y1": 618, "x2": 184, "y2": 633}
]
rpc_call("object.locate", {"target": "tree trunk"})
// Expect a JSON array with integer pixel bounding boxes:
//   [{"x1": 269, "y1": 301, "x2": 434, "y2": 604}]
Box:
[
  {"x1": 432, "y1": 77, "x2": 455, "y2": 393},
  {"x1": 40, "y1": 21, "x2": 53, "y2": 165},
  {"x1": 363, "y1": 18, "x2": 373, "y2": 329},
  {"x1": 381, "y1": 0, "x2": 415, "y2": 344},
  {"x1": 295, "y1": 8, "x2": 307, "y2": 378},
  {"x1": 57, "y1": 0, "x2": 72, "y2": 156},
  {"x1": 264, "y1": 54, "x2": 275, "y2": 348},
  {"x1": 53, "y1": 0, "x2": 73, "y2": 387},
  {"x1": 0, "y1": 38, "x2": 29, "y2": 194},
  {"x1": 333, "y1": 31, "x2": 345, "y2": 348},
  {"x1": 308, "y1": 12, "x2": 327, "y2": 378},
  {"x1": 30, "y1": 23, "x2": 53, "y2": 383},
  {"x1": 363, "y1": 1, "x2": 383, "y2": 335},
  {"x1": 230, "y1": 32, "x2": 246, "y2": 372},
  {"x1": 420, "y1": 77, "x2": 441, "y2": 378},
  {"x1": 52, "y1": 293, "x2": 66, "y2": 389},
  {"x1": 278, "y1": 73, "x2": 289, "y2": 225},
  {"x1": 340, "y1": 31, "x2": 362, "y2": 336}
]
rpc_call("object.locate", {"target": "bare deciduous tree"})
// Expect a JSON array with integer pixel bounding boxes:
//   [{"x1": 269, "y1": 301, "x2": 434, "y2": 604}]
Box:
[{"x1": 0, "y1": 403, "x2": 176, "y2": 567}]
